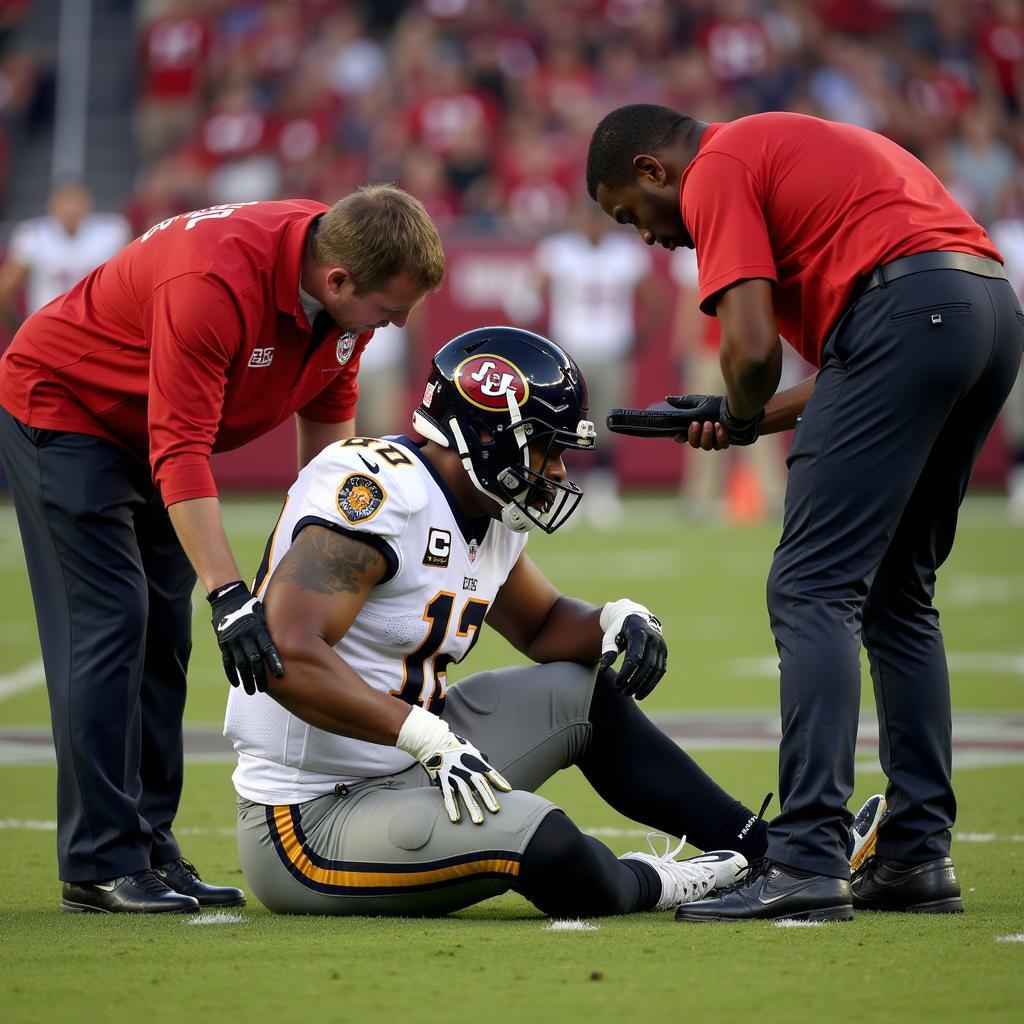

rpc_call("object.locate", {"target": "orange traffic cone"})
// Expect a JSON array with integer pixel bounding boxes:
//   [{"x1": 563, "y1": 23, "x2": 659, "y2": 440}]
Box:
[{"x1": 725, "y1": 459, "x2": 765, "y2": 525}]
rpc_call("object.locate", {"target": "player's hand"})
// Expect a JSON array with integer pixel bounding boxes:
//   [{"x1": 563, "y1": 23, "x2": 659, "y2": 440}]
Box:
[
  {"x1": 208, "y1": 580, "x2": 284, "y2": 695},
  {"x1": 599, "y1": 598, "x2": 667, "y2": 700},
  {"x1": 423, "y1": 734, "x2": 513, "y2": 825},
  {"x1": 665, "y1": 394, "x2": 762, "y2": 447}
]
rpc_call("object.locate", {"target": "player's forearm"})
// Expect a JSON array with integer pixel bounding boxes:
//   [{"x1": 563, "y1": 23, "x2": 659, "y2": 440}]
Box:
[
  {"x1": 265, "y1": 638, "x2": 410, "y2": 744},
  {"x1": 760, "y1": 375, "x2": 815, "y2": 434},
  {"x1": 522, "y1": 595, "x2": 604, "y2": 665},
  {"x1": 167, "y1": 496, "x2": 243, "y2": 593}
]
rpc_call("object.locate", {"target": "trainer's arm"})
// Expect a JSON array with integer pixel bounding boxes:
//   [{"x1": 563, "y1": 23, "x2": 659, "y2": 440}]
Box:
[
  {"x1": 260, "y1": 525, "x2": 410, "y2": 743},
  {"x1": 761, "y1": 375, "x2": 815, "y2": 434},
  {"x1": 486, "y1": 553, "x2": 604, "y2": 665},
  {"x1": 716, "y1": 278, "x2": 782, "y2": 421},
  {"x1": 167, "y1": 496, "x2": 245, "y2": 593},
  {"x1": 296, "y1": 414, "x2": 355, "y2": 470}
]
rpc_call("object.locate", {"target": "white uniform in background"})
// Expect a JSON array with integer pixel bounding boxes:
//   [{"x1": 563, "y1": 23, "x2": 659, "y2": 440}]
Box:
[
  {"x1": 7, "y1": 213, "x2": 131, "y2": 313},
  {"x1": 225, "y1": 434, "x2": 527, "y2": 804}
]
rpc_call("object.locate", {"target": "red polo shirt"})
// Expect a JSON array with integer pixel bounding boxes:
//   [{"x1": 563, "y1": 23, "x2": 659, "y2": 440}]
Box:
[
  {"x1": 680, "y1": 112, "x2": 1002, "y2": 365},
  {"x1": 0, "y1": 199, "x2": 370, "y2": 505}
]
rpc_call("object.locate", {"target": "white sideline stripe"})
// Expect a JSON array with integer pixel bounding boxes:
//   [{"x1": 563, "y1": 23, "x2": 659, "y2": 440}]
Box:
[
  {"x1": 730, "y1": 653, "x2": 1024, "y2": 678},
  {"x1": 0, "y1": 660, "x2": 45, "y2": 699},
  {"x1": 184, "y1": 911, "x2": 247, "y2": 926},
  {"x1": 3, "y1": 819, "x2": 1024, "y2": 846},
  {"x1": 996, "y1": 934, "x2": 1024, "y2": 943},
  {"x1": 773, "y1": 919, "x2": 824, "y2": 928},
  {"x1": 545, "y1": 920, "x2": 598, "y2": 932}
]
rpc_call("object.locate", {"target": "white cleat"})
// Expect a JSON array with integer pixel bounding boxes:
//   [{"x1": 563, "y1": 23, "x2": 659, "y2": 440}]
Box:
[
  {"x1": 621, "y1": 833, "x2": 748, "y2": 911},
  {"x1": 848, "y1": 794, "x2": 887, "y2": 872}
]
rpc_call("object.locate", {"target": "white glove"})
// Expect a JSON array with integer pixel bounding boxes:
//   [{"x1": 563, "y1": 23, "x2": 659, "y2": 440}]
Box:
[
  {"x1": 396, "y1": 706, "x2": 512, "y2": 824},
  {"x1": 599, "y1": 598, "x2": 667, "y2": 700}
]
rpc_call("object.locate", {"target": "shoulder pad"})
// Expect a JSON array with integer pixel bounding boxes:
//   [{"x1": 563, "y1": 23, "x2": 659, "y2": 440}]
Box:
[{"x1": 292, "y1": 436, "x2": 428, "y2": 542}]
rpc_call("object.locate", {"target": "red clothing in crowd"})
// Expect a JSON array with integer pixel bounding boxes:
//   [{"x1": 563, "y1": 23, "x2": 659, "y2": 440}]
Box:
[
  {"x1": 138, "y1": 12, "x2": 212, "y2": 101},
  {"x1": 0, "y1": 200, "x2": 369, "y2": 505},
  {"x1": 680, "y1": 112, "x2": 1001, "y2": 365}
]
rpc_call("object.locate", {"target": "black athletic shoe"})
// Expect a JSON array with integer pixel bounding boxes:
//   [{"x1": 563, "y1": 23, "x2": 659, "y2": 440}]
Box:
[
  {"x1": 851, "y1": 856, "x2": 963, "y2": 914},
  {"x1": 61, "y1": 869, "x2": 199, "y2": 914},
  {"x1": 154, "y1": 858, "x2": 246, "y2": 908},
  {"x1": 675, "y1": 859, "x2": 854, "y2": 923}
]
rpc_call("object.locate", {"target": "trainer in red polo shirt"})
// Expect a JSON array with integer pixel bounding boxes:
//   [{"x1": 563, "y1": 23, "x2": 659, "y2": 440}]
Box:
[
  {"x1": 0, "y1": 186, "x2": 446, "y2": 912},
  {"x1": 587, "y1": 107, "x2": 1022, "y2": 922}
]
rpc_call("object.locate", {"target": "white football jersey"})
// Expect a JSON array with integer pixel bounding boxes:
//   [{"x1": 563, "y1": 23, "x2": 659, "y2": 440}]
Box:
[
  {"x1": 8, "y1": 213, "x2": 131, "y2": 313},
  {"x1": 225, "y1": 434, "x2": 528, "y2": 804},
  {"x1": 535, "y1": 230, "x2": 652, "y2": 360}
]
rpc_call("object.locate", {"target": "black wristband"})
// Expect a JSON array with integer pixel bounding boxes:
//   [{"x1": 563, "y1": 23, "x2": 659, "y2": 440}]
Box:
[{"x1": 720, "y1": 399, "x2": 764, "y2": 445}]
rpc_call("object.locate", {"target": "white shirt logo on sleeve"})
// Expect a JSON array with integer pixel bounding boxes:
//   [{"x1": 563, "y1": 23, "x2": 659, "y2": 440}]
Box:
[{"x1": 248, "y1": 347, "x2": 274, "y2": 368}]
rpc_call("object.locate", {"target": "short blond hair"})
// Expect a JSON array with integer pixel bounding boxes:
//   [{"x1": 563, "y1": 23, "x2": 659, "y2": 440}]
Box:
[{"x1": 313, "y1": 183, "x2": 446, "y2": 294}]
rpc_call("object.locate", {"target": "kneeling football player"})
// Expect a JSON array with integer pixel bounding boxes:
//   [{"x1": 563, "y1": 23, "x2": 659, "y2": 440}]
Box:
[{"x1": 225, "y1": 326, "x2": 766, "y2": 917}]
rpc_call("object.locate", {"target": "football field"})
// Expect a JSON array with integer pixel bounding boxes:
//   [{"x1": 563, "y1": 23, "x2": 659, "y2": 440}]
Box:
[{"x1": 1, "y1": 495, "x2": 1022, "y2": 1023}]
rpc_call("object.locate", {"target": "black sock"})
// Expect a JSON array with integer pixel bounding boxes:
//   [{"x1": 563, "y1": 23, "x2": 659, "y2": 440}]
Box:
[
  {"x1": 578, "y1": 668, "x2": 770, "y2": 860},
  {"x1": 515, "y1": 811, "x2": 659, "y2": 916}
]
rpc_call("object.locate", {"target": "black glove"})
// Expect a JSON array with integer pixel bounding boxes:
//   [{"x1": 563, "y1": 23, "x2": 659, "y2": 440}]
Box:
[
  {"x1": 599, "y1": 601, "x2": 668, "y2": 700},
  {"x1": 664, "y1": 394, "x2": 763, "y2": 446},
  {"x1": 208, "y1": 581, "x2": 284, "y2": 695}
]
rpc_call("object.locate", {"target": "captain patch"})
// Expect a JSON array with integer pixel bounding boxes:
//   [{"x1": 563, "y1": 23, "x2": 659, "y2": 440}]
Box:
[{"x1": 336, "y1": 473, "x2": 385, "y2": 524}]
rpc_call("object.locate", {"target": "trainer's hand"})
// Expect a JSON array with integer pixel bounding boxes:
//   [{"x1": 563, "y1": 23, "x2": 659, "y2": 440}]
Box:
[
  {"x1": 665, "y1": 394, "x2": 762, "y2": 448},
  {"x1": 599, "y1": 598, "x2": 667, "y2": 700},
  {"x1": 397, "y1": 706, "x2": 511, "y2": 824},
  {"x1": 208, "y1": 581, "x2": 284, "y2": 695}
]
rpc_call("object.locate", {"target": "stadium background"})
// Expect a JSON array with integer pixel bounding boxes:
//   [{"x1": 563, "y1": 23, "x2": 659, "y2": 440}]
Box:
[{"x1": 0, "y1": 0, "x2": 1021, "y2": 495}]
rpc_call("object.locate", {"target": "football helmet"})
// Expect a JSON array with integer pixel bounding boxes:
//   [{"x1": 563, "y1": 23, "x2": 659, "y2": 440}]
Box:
[{"x1": 412, "y1": 326, "x2": 597, "y2": 533}]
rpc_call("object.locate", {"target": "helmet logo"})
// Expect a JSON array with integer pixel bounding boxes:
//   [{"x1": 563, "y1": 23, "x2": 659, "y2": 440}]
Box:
[{"x1": 454, "y1": 355, "x2": 530, "y2": 410}]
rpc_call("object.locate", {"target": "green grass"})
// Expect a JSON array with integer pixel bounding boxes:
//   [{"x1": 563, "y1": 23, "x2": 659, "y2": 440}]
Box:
[{"x1": 1, "y1": 496, "x2": 1023, "y2": 1023}]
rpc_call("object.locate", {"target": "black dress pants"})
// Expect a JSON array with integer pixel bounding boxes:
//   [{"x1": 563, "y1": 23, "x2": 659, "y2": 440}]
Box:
[
  {"x1": 0, "y1": 410, "x2": 196, "y2": 881},
  {"x1": 764, "y1": 269, "x2": 1024, "y2": 877}
]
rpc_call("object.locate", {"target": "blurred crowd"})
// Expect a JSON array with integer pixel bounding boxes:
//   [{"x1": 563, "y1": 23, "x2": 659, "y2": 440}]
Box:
[
  {"x1": 1, "y1": 0, "x2": 1023, "y2": 515},
  {"x1": 118, "y1": 0, "x2": 1024, "y2": 238}
]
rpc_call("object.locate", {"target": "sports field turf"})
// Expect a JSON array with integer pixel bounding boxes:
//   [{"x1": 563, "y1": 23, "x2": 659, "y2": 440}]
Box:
[{"x1": 1, "y1": 495, "x2": 1022, "y2": 1023}]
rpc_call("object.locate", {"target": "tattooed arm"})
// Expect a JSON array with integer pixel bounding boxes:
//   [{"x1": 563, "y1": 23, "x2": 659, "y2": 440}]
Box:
[{"x1": 260, "y1": 525, "x2": 410, "y2": 743}]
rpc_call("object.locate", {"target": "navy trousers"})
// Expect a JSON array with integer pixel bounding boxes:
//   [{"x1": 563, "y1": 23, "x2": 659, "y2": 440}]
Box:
[
  {"x1": 0, "y1": 410, "x2": 195, "y2": 881},
  {"x1": 764, "y1": 268, "x2": 1024, "y2": 878}
]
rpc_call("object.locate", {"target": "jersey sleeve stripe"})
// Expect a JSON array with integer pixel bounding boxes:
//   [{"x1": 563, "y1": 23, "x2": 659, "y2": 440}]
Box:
[{"x1": 290, "y1": 514, "x2": 400, "y2": 583}]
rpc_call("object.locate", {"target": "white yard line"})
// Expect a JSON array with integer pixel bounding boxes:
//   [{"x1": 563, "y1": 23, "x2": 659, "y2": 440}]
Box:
[{"x1": 0, "y1": 659, "x2": 44, "y2": 700}]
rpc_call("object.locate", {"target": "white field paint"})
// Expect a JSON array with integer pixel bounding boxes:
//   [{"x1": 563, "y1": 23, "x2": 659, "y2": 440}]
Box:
[
  {"x1": 0, "y1": 660, "x2": 45, "y2": 699},
  {"x1": 183, "y1": 911, "x2": 247, "y2": 926},
  {"x1": 544, "y1": 920, "x2": 598, "y2": 932}
]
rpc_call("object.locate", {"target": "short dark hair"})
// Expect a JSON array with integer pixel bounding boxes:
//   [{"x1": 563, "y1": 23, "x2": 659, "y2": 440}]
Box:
[{"x1": 586, "y1": 104, "x2": 693, "y2": 199}]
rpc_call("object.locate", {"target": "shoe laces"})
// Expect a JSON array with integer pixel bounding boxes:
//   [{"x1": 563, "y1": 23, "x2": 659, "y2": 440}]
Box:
[
  {"x1": 718, "y1": 856, "x2": 771, "y2": 894},
  {"x1": 128, "y1": 868, "x2": 174, "y2": 895},
  {"x1": 622, "y1": 832, "x2": 718, "y2": 909}
]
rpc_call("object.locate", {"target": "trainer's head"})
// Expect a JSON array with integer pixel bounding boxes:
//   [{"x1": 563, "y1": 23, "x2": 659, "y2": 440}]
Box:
[
  {"x1": 586, "y1": 104, "x2": 703, "y2": 251},
  {"x1": 309, "y1": 183, "x2": 446, "y2": 335}
]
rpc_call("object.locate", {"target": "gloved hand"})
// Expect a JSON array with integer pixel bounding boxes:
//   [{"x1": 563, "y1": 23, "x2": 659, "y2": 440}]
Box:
[
  {"x1": 208, "y1": 580, "x2": 284, "y2": 695},
  {"x1": 599, "y1": 598, "x2": 667, "y2": 700},
  {"x1": 664, "y1": 393, "x2": 763, "y2": 446},
  {"x1": 396, "y1": 705, "x2": 512, "y2": 824}
]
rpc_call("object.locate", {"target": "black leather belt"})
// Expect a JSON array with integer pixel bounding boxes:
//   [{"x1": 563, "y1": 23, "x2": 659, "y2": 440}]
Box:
[{"x1": 860, "y1": 251, "x2": 1006, "y2": 294}]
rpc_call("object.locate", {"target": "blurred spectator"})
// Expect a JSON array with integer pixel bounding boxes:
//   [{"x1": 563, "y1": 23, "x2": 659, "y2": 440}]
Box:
[
  {"x1": 135, "y1": 0, "x2": 212, "y2": 160},
  {"x1": 533, "y1": 202, "x2": 662, "y2": 523},
  {"x1": 0, "y1": 181, "x2": 130, "y2": 328},
  {"x1": 946, "y1": 106, "x2": 1016, "y2": 225}
]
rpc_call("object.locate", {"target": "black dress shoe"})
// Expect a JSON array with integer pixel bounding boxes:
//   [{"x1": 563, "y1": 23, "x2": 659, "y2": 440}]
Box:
[
  {"x1": 154, "y1": 858, "x2": 246, "y2": 908},
  {"x1": 62, "y1": 869, "x2": 200, "y2": 914},
  {"x1": 851, "y1": 856, "x2": 963, "y2": 914},
  {"x1": 675, "y1": 859, "x2": 853, "y2": 922}
]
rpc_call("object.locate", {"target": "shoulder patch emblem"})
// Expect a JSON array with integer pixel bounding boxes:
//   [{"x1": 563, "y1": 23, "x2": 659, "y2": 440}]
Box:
[
  {"x1": 336, "y1": 333, "x2": 357, "y2": 365},
  {"x1": 337, "y1": 473, "x2": 385, "y2": 524}
]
